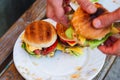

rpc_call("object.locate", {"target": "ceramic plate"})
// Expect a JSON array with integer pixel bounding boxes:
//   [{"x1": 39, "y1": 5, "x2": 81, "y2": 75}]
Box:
[{"x1": 13, "y1": 19, "x2": 106, "y2": 80}]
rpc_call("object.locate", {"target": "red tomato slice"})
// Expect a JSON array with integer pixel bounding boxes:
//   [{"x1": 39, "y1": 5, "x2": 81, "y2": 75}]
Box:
[
  {"x1": 60, "y1": 38, "x2": 76, "y2": 45},
  {"x1": 67, "y1": 41, "x2": 76, "y2": 44},
  {"x1": 42, "y1": 40, "x2": 58, "y2": 55}
]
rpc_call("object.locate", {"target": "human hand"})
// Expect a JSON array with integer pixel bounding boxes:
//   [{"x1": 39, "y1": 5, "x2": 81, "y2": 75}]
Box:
[
  {"x1": 93, "y1": 8, "x2": 120, "y2": 28},
  {"x1": 98, "y1": 36, "x2": 120, "y2": 56},
  {"x1": 92, "y1": 8, "x2": 120, "y2": 56},
  {"x1": 46, "y1": 0, "x2": 97, "y2": 26},
  {"x1": 46, "y1": 0, "x2": 69, "y2": 26}
]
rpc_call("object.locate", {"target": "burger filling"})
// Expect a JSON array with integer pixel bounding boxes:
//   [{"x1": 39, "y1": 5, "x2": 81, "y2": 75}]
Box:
[
  {"x1": 21, "y1": 40, "x2": 58, "y2": 57},
  {"x1": 85, "y1": 33, "x2": 112, "y2": 49},
  {"x1": 56, "y1": 42, "x2": 83, "y2": 56},
  {"x1": 85, "y1": 24, "x2": 120, "y2": 48},
  {"x1": 59, "y1": 38, "x2": 77, "y2": 46},
  {"x1": 65, "y1": 24, "x2": 119, "y2": 49}
]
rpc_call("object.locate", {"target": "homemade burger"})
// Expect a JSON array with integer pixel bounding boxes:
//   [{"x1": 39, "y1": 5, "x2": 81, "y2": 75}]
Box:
[
  {"x1": 56, "y1": 3, "x2": 119, "y2": 55},
  {"x1": 56, "y1": 23, "x2": 83, "y2": 56},
  {"x1": 71, "y1": 3, "x2": 119, "y2": 48},
  {"x1": 21, "y1": 20, "x2": 58, "y2": 57}
]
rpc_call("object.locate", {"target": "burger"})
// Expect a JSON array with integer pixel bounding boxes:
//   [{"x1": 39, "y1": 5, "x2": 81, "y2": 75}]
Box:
[
  {"x1": 71, "y1": 3, "x2": 119, "y2": 48},
  {"x1": 56, "y1": 23, "x2": 83, "y2": 56},
  {"x1": 21, "y1": 20, "x2": 58, "y2": 57},
  {"x1": 56, "y1": 3, "x2": 119, "y2": 55}
]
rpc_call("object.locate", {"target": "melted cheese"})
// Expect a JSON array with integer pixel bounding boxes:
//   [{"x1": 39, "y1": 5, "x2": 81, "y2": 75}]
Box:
[
  {"x1": 78, "y1": 35, "x2": 86, "y2": 45},
  {"x1": 56, "y1": 43, "x2": 65, "y2": 51},
  {"x1": 26, "y1": 43, "x2": 42, "y2": 52},
  {"x1": 67, "y1": 47, "x2": 83, "y2": 54},
  {"x1": 48, "y1": 52, "x2": 55, "y2": 57},
  {"x1": 111, "y1": 26, "x2": 120, "y2": 34}
]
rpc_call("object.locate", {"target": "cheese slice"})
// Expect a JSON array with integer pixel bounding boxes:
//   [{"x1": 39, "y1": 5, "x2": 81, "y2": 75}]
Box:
[
  {"x1": 78, "y1": 35, "x2": 86, "y2": 45},
  {"x1": 68, "y1": 47, "x2": 83, "y2": 54},
  {"x1": 56, "y1": 43, "x2": 65, "y2": 51},
  {"x1": 26, "y1": 43, "x2": 42, "y2": 52},
  {"x1": 65, "y1": 47, "x2": 83, "y2": 55},
  {"x1": 111, "y1": 26, "x2": 120, "y2": 34}
]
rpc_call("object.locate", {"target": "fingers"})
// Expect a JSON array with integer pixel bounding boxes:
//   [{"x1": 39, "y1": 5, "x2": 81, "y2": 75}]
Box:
[
  {"x1": 46, "y1": 3, "x2": 58, "y2": 22},
  {"x1": 46, "y1": 0, "x2": 68, "y2": 26},
  {"x1": 98, "y1": 45, "x2": 116, "y2": 55},
  {"x1": 93, "y1": 8, "x2": 120, "y2": 28},
  {"x1": 98, "y1": 39, "x2": 120, "y2": 56},
  {"x1": 76, "y1": 0, "x2": 97, "y2": 14},
  {"x1": 54, "y1": 5, "x2": 68, "y2": 26},
  {"x1": 46, "y1": 0, "x2": 59, "y2": 22}
]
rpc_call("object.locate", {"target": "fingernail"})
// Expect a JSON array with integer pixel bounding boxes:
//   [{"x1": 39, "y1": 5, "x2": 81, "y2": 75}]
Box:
[
  {"x1": 93, "y1": 19, "x2": 101, "y2": 28},
  {"x1": 88, "y1": 5, "x2": 97, "y2": 13}
]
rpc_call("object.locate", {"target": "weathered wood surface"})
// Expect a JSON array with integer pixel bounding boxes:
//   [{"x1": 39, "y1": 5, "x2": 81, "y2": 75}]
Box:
[
  {"x1": 0, "y1": 0, "x2": 119, "y2": 80},
  {"x1": 0, "y1": 0, "x2": 46, "y2": 67},
  {"x1": 93, "y1": 56, "x2": 117, "y2": 80},
  {"x1": 104, "y1": 57, "x2": 120, "y2": 80},
  {"x1": 0, "y1": 0, "x2": 46, "y2": 79},
  {"x1": 0, "y1": 61, "x2": 24, "y2": 80}
]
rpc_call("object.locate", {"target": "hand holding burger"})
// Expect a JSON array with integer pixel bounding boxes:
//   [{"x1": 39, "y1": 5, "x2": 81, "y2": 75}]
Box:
[
  {"x1": 46, "y1": 0, "x2": 96, "y2": 26},
  {"x1": 93, "y1": 8, "x2": 120, "y2": 56},
  {"x1": 47, "y1": 0, "x2": 120, "y2": 56}
]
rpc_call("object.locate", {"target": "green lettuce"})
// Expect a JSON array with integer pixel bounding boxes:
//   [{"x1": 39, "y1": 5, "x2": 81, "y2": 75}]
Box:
[
  {"x1": 90, "y1": 0, "x2": 99, "y2": 3},
  {"x1": 85, "y1": 33, "x2": 112, "y2": 49},
  {"x1": 21, "y1": 42, "x2": 35, "y2": 55},
  {"x1": 65, "y1": 26, "x2": 74, "y2": 39},
  {"x1": 21, "y1": 42, "x2": 42, "y2": 58}
]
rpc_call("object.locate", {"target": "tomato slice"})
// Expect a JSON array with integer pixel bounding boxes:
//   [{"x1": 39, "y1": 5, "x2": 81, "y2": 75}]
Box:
[
  {"x1": 42, "y1": 40, "x2": 58, "y2": 55},
  {"x1": 67, "y1": 41, "x2": 76, "y2": 44},
  {"x1": 60, "y1": 38, "x2": 76, "y2": 45}
]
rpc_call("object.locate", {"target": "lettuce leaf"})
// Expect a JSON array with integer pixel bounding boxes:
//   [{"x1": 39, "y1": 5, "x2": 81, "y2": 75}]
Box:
[
  {"x1": 65, "y1": 26, "x2": 74, "y2": 39},
  {"x1": 90, "y1": 0, "x2": 99, "y2": 3},
  {"x1": 21, "y1": 42, "x2": 26, "y2": 49},
  {"x1": 21, "y1": 42, "x2": 35, "y2": 55},
  {"x1": 21, "y1": 43, "x2": 41, "y2": 58},
  {"x1": 85, "y1": 33, "x2": 112, "y2": 49}
]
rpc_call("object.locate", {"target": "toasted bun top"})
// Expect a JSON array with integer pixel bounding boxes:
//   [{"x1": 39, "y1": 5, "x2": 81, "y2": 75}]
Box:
[
  {"x1": 23, "y1": 20, "x2": 57, "y2": 48},
  {"x1": 71, "y1": 3, "x2": 111, "y2": 39},
  {"x1": 56, "y1": 23, "x2": 76, "y2": 41}
]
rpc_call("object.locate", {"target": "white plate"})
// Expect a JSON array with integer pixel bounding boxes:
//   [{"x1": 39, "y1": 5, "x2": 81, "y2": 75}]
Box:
[{"x1": 13, "y1": 19, "x2": 106, "y2": 80}]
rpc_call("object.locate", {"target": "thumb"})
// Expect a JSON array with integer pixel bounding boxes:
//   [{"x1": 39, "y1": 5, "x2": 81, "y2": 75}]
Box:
[
  {"x1": 93, "y1": 8, "x2": 120, "y2": 28},
  {"x1": 50, "y1": 0, "x2": 68, "y2": 26},
  {"x1": 54, "y1": 5, "x2": 68, "y2": 26}
]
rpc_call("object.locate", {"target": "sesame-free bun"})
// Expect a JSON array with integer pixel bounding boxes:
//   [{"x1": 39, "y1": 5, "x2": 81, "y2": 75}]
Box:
[
  {"x1": 71, "y1": 3, "x2": 111, "y2": 39},
  {"x1": 23, "y1": 20, "x2": 57, "y2": 48},
  {"x1": 56, "y1": 23, "x2": 76, "y2": 41}
]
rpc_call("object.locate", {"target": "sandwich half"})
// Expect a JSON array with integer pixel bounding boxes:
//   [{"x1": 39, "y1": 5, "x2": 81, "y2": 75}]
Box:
[{"x1": 21, "y1": 20, "x2": 58, "y2": 57}]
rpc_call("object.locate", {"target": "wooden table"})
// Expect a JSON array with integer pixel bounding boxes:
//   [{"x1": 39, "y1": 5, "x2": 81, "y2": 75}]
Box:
[{"x1": 0, "y1": 0, "x2": 119, "y2": 80}]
